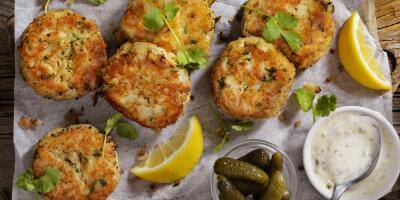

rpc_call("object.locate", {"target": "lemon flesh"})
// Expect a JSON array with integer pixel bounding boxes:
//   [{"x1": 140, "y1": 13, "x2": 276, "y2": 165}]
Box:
[
  {"x1": 338, "y1": 12, "x2": 391, "y2": 90},
  {"x1": 131, "y1": 116, "x2": 203, "y2": 183}
]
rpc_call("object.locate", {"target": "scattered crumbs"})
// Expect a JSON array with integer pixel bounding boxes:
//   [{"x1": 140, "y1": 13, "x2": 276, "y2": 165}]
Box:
[
  {"x1": 113, "y1": 28, "x2": 129, "y2": 44},
  {"x1": 329, "y1": 49, "x2": 336, "y2": 54},
  {"x1": 294, "y1": 120, "x2": 301, "y2": 128},
  {"x1": 303, "y1": 82, "x2": 321, "y2": 93},
  {"x1": 337, "y1": 64, "x2": 344, "y2": 72},
  {"x1": 190, "y1": 95, "x2": 194, "y2": 101},
  {"x1": 64, "y1": 108, "x2": 84, "y2": 123},
  {"x1": 18, "y1": 116, "x2": 44, "y2": 130},
  {"x1": 214, "y1": 16, "x2": 222, "y2": 23},
  {"x1": 278, "y1": 112, "x2": 287, "y2": 122},
  {"x1": 136, "y1": 145, "x2": 148, "y2": 161},
  {"x1": 324, "y1": 75, "x2": 336, "y2": 84},
  {"x1": 92, "y1": 91, "x2": 102, "y2": 107},
  {"x1": 148, "y1": 183, "x2": 158, "y2": 195},
  {"x1": 215, "y1": 127, "x2": 225, "y2": 137},
  {"x1": 218, "y1": 32, "x2": 230, "y2": 43},
  {"x1": 297, "y1": 165, "x2": 304, "y2": 171},
  {"x1": 172, "y1": 181, "x2": 180, "y2": 187}
]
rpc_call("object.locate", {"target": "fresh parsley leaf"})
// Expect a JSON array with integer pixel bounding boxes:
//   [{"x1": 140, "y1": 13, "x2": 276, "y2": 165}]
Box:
[
  {"x1": 211, "y1": 109, "x2": 254, "y2": 152},
  {"x1": 263, "y1": 18, "x2": 281, "y2": 42},
  {"x1": 281, "y1": 30, "x2": 301, "y2": 52},
  {"x1": 88, "y1": 0, "x2": 107, "y2": 5},
  {"x1": 295, "y1": 88, "x2": 315, "y2": 112},
  {"x1": 228, "y1": 121, "x2": 254, "y2": 132},
  {"x1": 313, "y1": 95, "x2": 337, "y2": 118},
  {"x1": 177, "y1": 48, "x2": 208, "y2": 69},
  {"x1": 143, "y1": 8, "x2": 165, "y2": 32},
  {"x1": 116, "y1": 122, "x2": 138, "y2": 141},
  {"x1": 16, "y1": 167, "x2": 60, "y2": 196},
  {"x1": 275, "y1": 12, "x2": 298, "y2": 29},
  {"x1": 262, "y1": 12, "x2": 301, "y2": 52},
  {"x1": 214, "y1": 132, "x2": 229, "y2": 152},
  {"x1": 104, "y1": 113, "x2": 123, "y2": 135},
  {"x1": 165, "y1": 2, "x2": 179, "y2": 22},
  {"x1": 16, "y1": 169, "x2": 36, "y2": 192}
]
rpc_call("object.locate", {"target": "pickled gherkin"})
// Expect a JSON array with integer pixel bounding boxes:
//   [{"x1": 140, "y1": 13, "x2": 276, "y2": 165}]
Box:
[
  {"x1": 214, "y1": 157, "x2": 269, "y2": 185},
  {"x1": 231, "y1": 179, "x2": 268, "y2": 195},
  {"x1": 266, "y1": 152, "x2": 283, "y2": 173},
  {"x1": 217, "y1": 175, "x2": 246, "y2": 200},
  {"x1": 239, "y1": 149, "x2": 270, "y2": 170},
  {"x1": 259, "y1": 170, "x2": 286, "y2": 200}
]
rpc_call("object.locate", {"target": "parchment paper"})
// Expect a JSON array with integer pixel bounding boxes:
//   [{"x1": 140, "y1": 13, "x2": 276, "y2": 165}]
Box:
[{"x1": 12, "y1": 0, "x2": 393, "y2": 199}]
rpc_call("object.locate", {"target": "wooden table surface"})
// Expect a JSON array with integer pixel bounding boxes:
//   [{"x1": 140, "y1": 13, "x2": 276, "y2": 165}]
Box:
[{"x1": 1, "y1": 0, "x2": 399, "y2": 199}]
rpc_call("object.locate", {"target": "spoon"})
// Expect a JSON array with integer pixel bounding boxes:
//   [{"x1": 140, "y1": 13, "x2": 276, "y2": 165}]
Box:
[{"x1": 330, "y1": 116, "x2": 382, "y2": 200}]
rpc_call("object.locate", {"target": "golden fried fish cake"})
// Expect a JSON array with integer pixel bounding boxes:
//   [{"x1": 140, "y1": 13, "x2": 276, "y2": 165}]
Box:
[
  {"x1": 32, "y1": 124, "x2": 120, "y2": 200},
  {"x1": 243, "y1": 0, "x2": 335, "y2": 69},
  {"x1": 210, "y1": 37, "x2": 295, "y2": 119},
  {"x1": 18, "y1": 10, "x2": 107, "y2": 100},
  {"x1": 102, "y1": 42, "x2": 190, "y2": 130},
  {"x1": 120, "y1": 0, "x2": 214, "y2": 58}
]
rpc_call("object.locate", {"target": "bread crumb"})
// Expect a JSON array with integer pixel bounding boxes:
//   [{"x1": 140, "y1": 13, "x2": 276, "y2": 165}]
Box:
[
  {"x1": 303, "y1": 82, "x2": 321, "y2": 93},
  {"x1": 324, "y1": 75, "x2": 336, "y2": 84},
  {"x1": 294, "y1": 120, "x2": 301, "y2": 128},
  {"x1": 64, "y1": 108, "x2": 84, "y2": 123},
  {"x1": 18, "y1": 116, "x2": 44, "y2": 129},
  {"x1": 136, "y1": 145, "x2": 148, "y2": 162}
]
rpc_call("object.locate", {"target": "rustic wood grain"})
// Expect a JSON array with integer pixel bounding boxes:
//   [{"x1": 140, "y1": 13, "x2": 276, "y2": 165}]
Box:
[
  {"x1": 0, "y1": 0, "x2": 14, "y2": 199},
  {"x1": 0, "y1": 0, "x2": 399, "y2": 200}
]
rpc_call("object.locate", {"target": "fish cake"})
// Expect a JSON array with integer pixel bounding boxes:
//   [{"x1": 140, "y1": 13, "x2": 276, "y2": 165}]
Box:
[
  {"x1": 120, "y1": 0, "x2": 214, "y2": 57},
  {"x1": 102, "y1": 42, "x2": 190, "y2": 130},
  {"x1": 32, "y1": 124, "x2": 120, "y2": 200},
  {"x1": 210, "y1": 37, "x2": 295, "y2": 119},
  {"x1": 243, "y1": 0, "x2": 335, "y2": 69},
  {"x1": 18, "y1": 10, "x2": 107, "y2": 100}
]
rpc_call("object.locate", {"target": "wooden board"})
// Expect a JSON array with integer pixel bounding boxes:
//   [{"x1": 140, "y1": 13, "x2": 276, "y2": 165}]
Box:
[{"x1": 0, "y1": 0, "x2": 399, "y2": 199}]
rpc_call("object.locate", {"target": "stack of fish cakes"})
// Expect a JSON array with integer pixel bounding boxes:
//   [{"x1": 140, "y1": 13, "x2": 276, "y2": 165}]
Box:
[{"x1": 210, "y1": 0, "x2": 335, "y2": 119}]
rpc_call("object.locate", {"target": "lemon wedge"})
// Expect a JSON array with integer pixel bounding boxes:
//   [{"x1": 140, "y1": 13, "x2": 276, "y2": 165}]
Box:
[
  {"x1": 338, "y1": 12, "x2": 391, "y2": 90},
  {"x1": 131, "y1": 116, "x2": 203, "y2": 183}
]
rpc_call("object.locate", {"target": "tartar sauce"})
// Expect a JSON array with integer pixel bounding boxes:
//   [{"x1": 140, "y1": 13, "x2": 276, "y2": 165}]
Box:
[{"x1": 311, "y1": 112, "x2": 394, "y2": 198}]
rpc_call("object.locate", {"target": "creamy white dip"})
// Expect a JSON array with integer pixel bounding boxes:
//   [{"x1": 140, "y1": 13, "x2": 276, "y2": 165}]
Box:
[{"x1": 311, "y1": 112, "x2": 394, "y2": 198}]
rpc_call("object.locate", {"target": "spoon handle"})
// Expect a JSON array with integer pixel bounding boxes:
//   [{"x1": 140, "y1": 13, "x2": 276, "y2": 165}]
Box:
[{"x1": 330, "y1": 184, "x2": 348, "y2": 200}]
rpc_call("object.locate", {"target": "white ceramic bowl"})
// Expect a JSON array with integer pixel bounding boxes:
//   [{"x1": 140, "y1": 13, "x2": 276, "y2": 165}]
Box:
[{"x1": 303, "y1": 106, "x2": 400, "y2": 200}]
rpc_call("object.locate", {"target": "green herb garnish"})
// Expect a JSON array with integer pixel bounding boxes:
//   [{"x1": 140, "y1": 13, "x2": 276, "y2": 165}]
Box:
[
  {"x1": 294, "y1": 88, "x2": 315, "y2": 112},
  {"x1": 263, "y1": 12, "x2": 301, "y2": 52},
  {"x1": 243, "y1": 5, "x2": 301, "y2": 52},
  {"x1": 294, "y1": 88, "x2": 337, "y2": 122},
  {"x1": 102, "y1": 113, "x2": 138, "y2": 156},
  {"x1": 212, "y1": 110, "x2": 254, "y2": 152},
  {"x1": 143, "y1": 3, "x2": 208, "y2": 69},
  {"x1": 16, "y1": 167, "x2": 61, "y2": 199}
]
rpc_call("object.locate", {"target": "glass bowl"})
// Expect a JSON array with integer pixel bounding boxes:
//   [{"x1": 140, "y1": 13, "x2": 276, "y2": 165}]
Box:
[{"x1": 210, "y1": 139, "x2": 298, "y2": 200}]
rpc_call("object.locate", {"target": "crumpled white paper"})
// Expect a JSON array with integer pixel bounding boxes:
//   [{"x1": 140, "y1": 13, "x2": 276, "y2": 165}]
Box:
[{"x1": 12, "y1": 0, "x2": 392, "y2": 199}]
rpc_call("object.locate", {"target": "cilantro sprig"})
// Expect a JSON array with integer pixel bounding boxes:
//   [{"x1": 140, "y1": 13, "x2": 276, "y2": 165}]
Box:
[
  {"x1": 102, "y1": 113, "x2": 138, "y2": 156},
  {"x1": 243, "y1": 5, "x2": 301, "y2": 52},
  {"x1": 263, "y1": 12, "x2": 301, "y2": 52},
  {"x1": 212, "y1": 111, "x2": 254, "y2": 152},
  {"x1": 16, "y1": 167, "x2": 61, "y2": 199},
  {"x1": 143, "y1": 3, "x2": 208, "y2": 69},
  {"x1": 294, "y1": 88, "x2": 337, "y2": 122}
]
